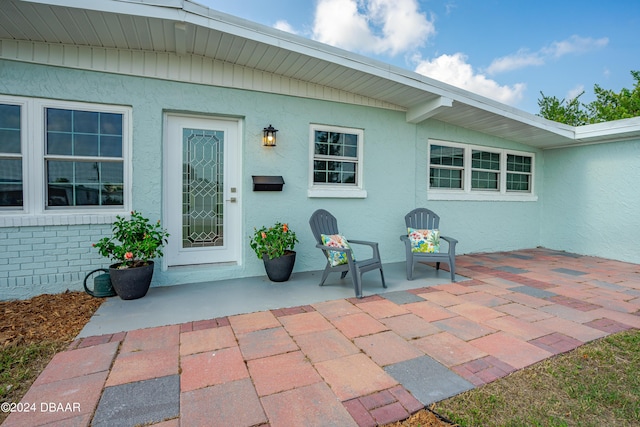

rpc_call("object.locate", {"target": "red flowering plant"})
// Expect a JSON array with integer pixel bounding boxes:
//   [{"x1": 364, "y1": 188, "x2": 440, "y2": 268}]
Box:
[
  {"x1": 249, "y1": 222, "x2": 298, "y2": 260},
  {"x1": 93, "y1": 211, "x2": 169, "y2": 269}
]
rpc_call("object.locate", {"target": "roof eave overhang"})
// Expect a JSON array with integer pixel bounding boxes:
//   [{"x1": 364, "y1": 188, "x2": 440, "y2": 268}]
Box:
[
  {"x1": 12, "y1": 0, "x2": 638, "y2": 150},
  {"x1": 573, "y1": 117, "x2": 640, "y2": 145}
]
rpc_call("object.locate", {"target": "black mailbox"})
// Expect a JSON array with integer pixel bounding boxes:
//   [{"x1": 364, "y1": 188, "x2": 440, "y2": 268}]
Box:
[{"x1": 252, "y1": 175, "x2": 285, "y2": 191}]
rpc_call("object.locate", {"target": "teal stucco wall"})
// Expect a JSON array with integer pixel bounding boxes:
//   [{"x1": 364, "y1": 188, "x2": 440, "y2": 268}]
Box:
[
  {"x1": 541, "y1": 138, "x2": 640, "y2": 264},
  {"x1": 1, "y1": 59, "x2": 545, "y2": 299}
]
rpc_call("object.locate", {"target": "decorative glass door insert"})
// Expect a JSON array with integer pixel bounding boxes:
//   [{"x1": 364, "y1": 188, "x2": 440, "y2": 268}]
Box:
[{"x1": 182, "y1": 128, "x2": 224, "y2": 248}]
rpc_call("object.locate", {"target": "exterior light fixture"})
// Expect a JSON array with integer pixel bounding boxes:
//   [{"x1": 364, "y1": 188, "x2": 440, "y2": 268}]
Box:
[{"x1": 263, "y1": 124, "x2": 278, "y2": 146}]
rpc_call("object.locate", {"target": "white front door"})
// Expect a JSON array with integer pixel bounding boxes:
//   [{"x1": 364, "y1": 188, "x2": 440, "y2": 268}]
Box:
[{"x1": 164, "y1": 114, "x2": 241, "y2": 267}]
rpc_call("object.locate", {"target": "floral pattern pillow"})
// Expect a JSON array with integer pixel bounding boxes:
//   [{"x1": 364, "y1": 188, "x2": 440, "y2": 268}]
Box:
[
  {"x1": 408, "y1": 228, "x2": 440, "y2": 253},
  {"x1": 321, "y1": 234, "x2": 355, "y2": 266}
]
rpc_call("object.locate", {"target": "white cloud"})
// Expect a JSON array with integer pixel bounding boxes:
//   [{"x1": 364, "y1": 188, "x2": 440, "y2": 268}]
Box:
[
  {"x1": 306, "y1": 3, "x2": 605, "y2": 108},
  {"x1": 487, "y1": 35, "x2": 609, "y2": 74},
  {"x1": 566, "y1": 85, "x2": 585, "y2": 101},
  {"x1": 273, "y1": 20, "x2": 298, "y2": 34},
  {"x1": 486, "y1": 49, "x2": 544, "y2": 75},
  {"x1": 444, "y1": 1, "x2": 457, "y2": 15},
  {"x1": 545, "y1": 35, "x2": 609, "y2": 58},
  {"x1": 414, "y1": 53, "x2": 526, "y2": 105},
  {"x1": 313, "y1": 0, "x2": 374, "y2": 51},
  {"x1": 312, "y1": 0, "x2": 435, "y2": 56}
]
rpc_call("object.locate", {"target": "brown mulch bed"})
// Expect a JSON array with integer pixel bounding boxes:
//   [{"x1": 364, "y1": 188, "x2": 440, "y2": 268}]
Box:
[
  {"x1": 383, "y1": 406, "x2": 457, "y2": 426},
  {"x1": 1, "y1": 291, "x2": 104, "y2": 424},
  {"x1": 1, "y1": 291, "x2": 103, "y2": 349}
]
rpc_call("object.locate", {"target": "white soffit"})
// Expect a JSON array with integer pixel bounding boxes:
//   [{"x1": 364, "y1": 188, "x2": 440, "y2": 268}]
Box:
[{"x1": 5, "y1": 0, "x2": 638, "y2": 149}]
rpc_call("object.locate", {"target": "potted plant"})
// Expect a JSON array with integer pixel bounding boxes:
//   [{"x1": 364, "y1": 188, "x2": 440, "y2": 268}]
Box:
[
  {"x1": 93, "y1": 211, "x2": 169, "y2": 299},
  {"x1": 249, "y1": 222, "x2": 298, "y2": 282}
]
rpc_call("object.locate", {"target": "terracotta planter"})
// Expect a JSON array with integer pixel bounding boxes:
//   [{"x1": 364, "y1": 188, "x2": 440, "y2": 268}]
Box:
[
  {"x1": 109, "y1": 261, "x2": 154, "y2": 300},
  {"x1": 262, "y1": 251, "x2": 296, "y2": 282}
]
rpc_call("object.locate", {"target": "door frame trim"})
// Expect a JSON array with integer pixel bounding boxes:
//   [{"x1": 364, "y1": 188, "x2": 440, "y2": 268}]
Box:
[{"x1": 161, "y1": 112, "x2": 243, "y2": 270}]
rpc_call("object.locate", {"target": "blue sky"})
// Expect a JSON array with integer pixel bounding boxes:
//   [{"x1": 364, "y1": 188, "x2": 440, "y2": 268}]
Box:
[{"x1": 198, "y1": 0, "x2": 639, "y2": 114}]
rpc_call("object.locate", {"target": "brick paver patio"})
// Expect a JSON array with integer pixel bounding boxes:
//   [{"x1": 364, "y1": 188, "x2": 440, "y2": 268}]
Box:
[{"x1": 4, "y1": 248, "x2": 640, "y2": 427}]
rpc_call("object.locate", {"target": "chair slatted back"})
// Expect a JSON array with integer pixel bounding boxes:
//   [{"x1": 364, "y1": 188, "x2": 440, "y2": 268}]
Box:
[
  {"x1": 404, "y1": 208, "x2": 440, "y2": 230},
  {"x1": 309, "y1": 209, "x2": 340, "y2": 246}
]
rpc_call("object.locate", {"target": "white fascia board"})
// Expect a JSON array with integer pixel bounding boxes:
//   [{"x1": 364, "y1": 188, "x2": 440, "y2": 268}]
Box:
[
  {"x1": 443, "y1": 90, "x2": 578, "y2": 139},
  {"x1": 575, "y1": 117, "x2": 640, "y2": 142}
]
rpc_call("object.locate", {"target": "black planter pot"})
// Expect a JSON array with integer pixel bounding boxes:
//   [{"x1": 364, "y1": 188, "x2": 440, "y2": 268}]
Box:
[
  {"x1": 109, "y1": 261, "x2": 155, "y2": 300},
  {"x1": 262, "y1": 251, "x2": 296, "y2": 282}
]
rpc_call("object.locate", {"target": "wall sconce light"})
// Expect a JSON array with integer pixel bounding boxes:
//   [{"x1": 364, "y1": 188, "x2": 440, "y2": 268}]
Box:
[{"x1": 263, "y1": 124, "x2": 278, "y2": 147}]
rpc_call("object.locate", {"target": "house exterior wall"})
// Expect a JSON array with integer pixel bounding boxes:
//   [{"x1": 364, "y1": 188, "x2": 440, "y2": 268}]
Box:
[
  {"x1": 541, "y1": 138, "x2": 640, "y2": 264},
  {"x1": 0, "y1": 59, "x2": 543, "y2": 300},
  {"x1": 415, "y1": 121, "x2": 543, "y2": 254}
]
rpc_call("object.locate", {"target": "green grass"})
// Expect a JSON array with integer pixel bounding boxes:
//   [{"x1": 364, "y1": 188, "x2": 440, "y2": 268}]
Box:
[
  {"x1": 433, "y1": 329, "x2": 640, "y2": 427},
  {"x1": 0, "y1": 341, "x2": 67, "y2": 423}
]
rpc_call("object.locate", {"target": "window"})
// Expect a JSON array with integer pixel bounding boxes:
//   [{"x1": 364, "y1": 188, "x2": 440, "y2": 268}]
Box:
[
  {"x1": 0, "y1": 104, "x2": 22, "y2": 208},
  {"x1": 309, "y1": 124, "x2": 366, "y2": 198},
  {"x1": 471, "y1": 150, "x2": 500, "y2": 190},
  {"x1": 428, "y1": 140, "x2": 535, "y2": 201},
  {"x1": 46, "y1": 108, "x2": 125, "y2": 207},
  {"x1": 429, "y1": 145, "x2": 463, "y2": 189},
  {"x1": 0, "y1": 95, "x2": 131, "y2": 218},
  {"x1": 506, "y1": 154, "x2": 532, "y2": 192}
]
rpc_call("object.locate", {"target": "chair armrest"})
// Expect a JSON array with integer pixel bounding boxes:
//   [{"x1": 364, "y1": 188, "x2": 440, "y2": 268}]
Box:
[
  {"x1": 440, "y1": 235, "x2": 458, "y2": 245},
  {"x1": 347, "y1": 239, "x2": 378, "y2": 249},
  {"x1": 440, "y1": 235, "x2": 458, "y2": 254},
  {"x1": 345, "y1": 239, "x2": 382, "y2": 261}
]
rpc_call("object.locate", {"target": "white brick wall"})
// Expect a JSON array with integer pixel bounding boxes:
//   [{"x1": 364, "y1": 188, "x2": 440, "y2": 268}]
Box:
[{"x1": 0, "y1": 224, "x2": 112, "y2": 300}]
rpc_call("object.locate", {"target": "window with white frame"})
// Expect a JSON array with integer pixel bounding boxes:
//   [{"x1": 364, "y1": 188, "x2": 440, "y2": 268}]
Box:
[
  {"x1": 309, "y1": 124, "x2": 366, "y2": 198},
  {"x1": 428, "y1": 140, "x2": 535, "y2": 201},
  {"x1": 506, "y1": 153, "x2": 533, "y2": 191},
  {"x1": 0, "y1": 103, "x2": 22, "y2": 208},
  {"x1": 0, "y1": 95, "x2": 130, "y2": 214}
]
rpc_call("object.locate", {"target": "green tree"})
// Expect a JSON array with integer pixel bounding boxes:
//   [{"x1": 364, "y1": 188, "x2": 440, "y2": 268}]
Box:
[
  {"x1": 537, "y1": 70, "x2": 640, "y2": 125},
  {"x1": 537, "y1": 90, "x2": 588, "y2": 126},
  {"x1": 586, "y1": 70, "x2": 640, "y2": 122}
]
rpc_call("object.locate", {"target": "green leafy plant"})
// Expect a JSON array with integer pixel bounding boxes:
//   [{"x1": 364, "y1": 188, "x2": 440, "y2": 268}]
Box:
[
  {"x1": 249, "y1": 222, "x2": 298, "y2": 259},
  {"x1": 538, "y1": 69, "x2": 640, "y2": 125},
  {"x1": 93, "y1": 211, "x2": 169, "y2": 268}
]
